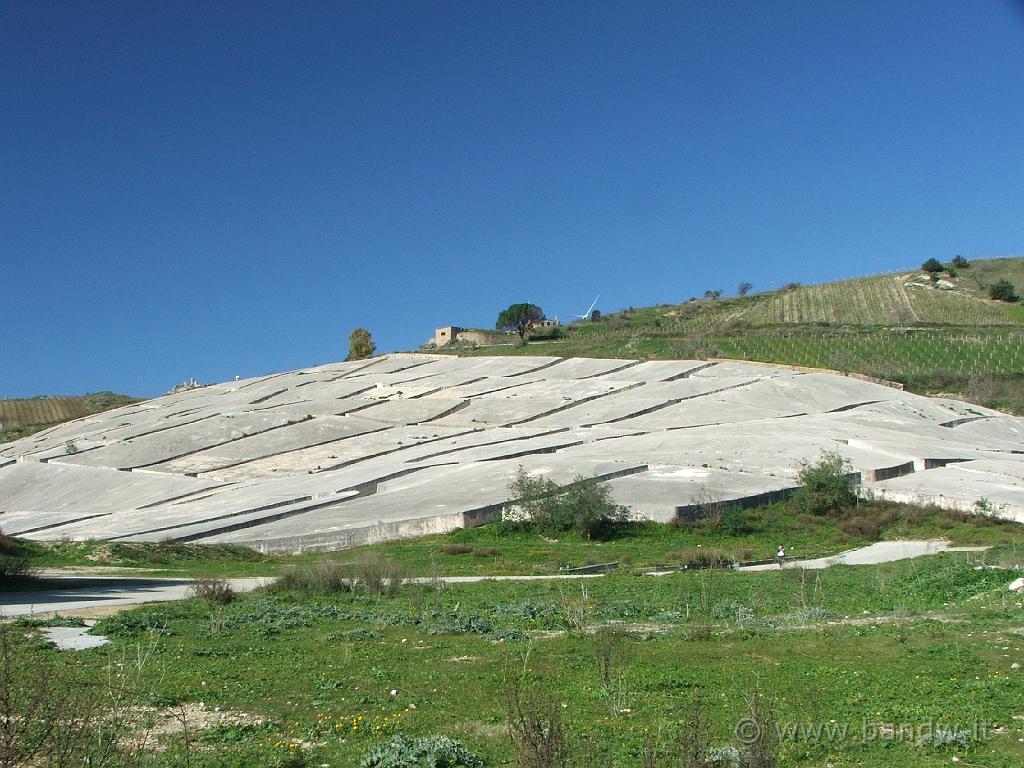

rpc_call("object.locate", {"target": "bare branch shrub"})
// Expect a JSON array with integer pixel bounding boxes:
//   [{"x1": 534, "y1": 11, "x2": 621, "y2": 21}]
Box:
[
  {"x1": 188, "y1": 576, "x2": 236, "y2": 605},
  {"x1": 506, "y1": 675, "x2": 569, "y2": 768}
]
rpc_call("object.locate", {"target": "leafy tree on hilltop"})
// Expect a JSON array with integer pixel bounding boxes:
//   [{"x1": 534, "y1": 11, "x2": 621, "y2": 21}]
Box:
[
  {"x1": 496, "y1": 303, "x2": 545, "y2": 341},
  {"x1": 738, "y1": 281, "x2": 753, "y2": 297},
  {"x1": 951, "y1": 255, "x2": 969, "y2": 269},
  {"x1": 346, "y1": 327, "x2": 376, "y2": 361},
  {"x1": 921, "y1": 258, "x2": 944, "y2": 274}
]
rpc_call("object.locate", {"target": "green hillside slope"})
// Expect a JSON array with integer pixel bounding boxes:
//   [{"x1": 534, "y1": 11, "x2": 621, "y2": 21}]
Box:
[
  {"x1": 430, "y1": 257, "x2": 1024, "y2": 413},
  {"x1": 0, "y1": 392, "x2": 139, "y2": 443}
]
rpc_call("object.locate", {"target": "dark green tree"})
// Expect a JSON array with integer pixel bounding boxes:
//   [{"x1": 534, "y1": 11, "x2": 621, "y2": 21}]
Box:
[
  {"x1": 506, "y1": 467, "x2": 628, "y2": 539},
  {"x1": 496, "y1": 303, "x2": 545, "y2": 340},
  {"x1": 951, "y1": 255, "x2": 969, "y2": 269},
  {"x1": 989, "y1": 279, "x2": 1019, "y2": 303},
  {"x1": 346, "y1": 327, "x2": 376, "y2": 361},
  {"x1": 792, "y1": 450, "x2": 857, "y2": 516},
  {"x1": 738, "y1": 281, "x2": 753, "y2": 297},
  {"x1": 921, "y1": 258, "x2": 944, "y2": 274}
]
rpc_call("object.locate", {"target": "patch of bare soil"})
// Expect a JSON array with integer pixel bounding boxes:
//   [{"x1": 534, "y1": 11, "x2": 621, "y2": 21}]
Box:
[
  {"x1": 124, "y1": 703, "x2": 264, "y2": 750},
  {"x1": 455, "y1": 721, "x2": 506, "y2": 740}
]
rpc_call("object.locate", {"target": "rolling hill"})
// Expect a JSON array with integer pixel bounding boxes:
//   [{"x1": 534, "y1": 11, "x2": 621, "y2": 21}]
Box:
[
  {"x1": 431, "y1": 257, "x2": 1024, "y2": 413},
  {"x1": 2, "y1": 354, "x2": 1023, "y2": 549}
]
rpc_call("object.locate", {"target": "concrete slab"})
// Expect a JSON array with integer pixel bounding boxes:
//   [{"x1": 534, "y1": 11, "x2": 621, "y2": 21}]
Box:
[
  {"x1": 3, "y1": 353, "x2": 1023, "y2": 551},
  {"x1": 0, "y1": 462, "x2": 222, "y2": 535},
  {"x1": 598, "y1": 360, "x2": 714, "y2": 382},
  {"x1": 40, "y1": 625, "x2": 109, "y2": 651},
  {"x1": 692, "y1": 361, "x2": 801, "y2": 378},
  {"x1": 150, "y1": 415, "x2": 387, "y2": 475},
  {"x1": 871, "y1": 466, "x2": 1024, "y2": 521},
  {"x1": 205, "y1": 456, "x2": 647, "y2": 551},
  {"x1": 201, "y1": 424, "x2": 473, "y2": 481},
  {"x1": 53, "y1": 412, "x2": 304, "y2": 470}
]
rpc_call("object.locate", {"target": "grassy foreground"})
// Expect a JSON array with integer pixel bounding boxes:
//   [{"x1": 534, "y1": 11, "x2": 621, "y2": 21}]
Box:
[
  {"x1": 5, "y1": 546, "x2": 1024, "y2": 767},
  {"x1": 3, "y1": 494, "x2": 1024, "y2": 767}
]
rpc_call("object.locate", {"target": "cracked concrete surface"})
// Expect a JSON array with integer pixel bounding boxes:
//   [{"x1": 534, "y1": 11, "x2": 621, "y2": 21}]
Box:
[{"x1": 1, "y1": 354, "x2": 1022, "y2": 552}]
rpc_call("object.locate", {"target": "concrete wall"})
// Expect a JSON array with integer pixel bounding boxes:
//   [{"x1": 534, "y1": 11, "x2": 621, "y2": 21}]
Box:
[{"x1": 239, "y1": 506, "x2": 502, "y2": 554}]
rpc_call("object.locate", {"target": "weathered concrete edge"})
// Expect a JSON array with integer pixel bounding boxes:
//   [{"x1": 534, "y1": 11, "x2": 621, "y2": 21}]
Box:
[{"x1": 707, "y1": 358, "x2": 905, "y2": 390}]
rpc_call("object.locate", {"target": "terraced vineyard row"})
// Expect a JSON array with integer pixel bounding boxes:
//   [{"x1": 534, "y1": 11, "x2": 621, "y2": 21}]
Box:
[
  {"x1": 716, "y1": 329, "x2": 1024, "y2": 381},
  {"x1": 0, "y1": 393, "x2": 138, "y2": 443},
  {"x1": 737, "y1": 274, "x2": 1014, "y2": 326},
  {"x1": 0, "y1": 397, "x2": 94, "y2": 429}
]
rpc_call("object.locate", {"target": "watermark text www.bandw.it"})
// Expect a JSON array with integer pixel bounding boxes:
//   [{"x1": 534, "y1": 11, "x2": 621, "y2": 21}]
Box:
[{"x1": 735, "y1": 717, "x2": 992, "y2": 745}]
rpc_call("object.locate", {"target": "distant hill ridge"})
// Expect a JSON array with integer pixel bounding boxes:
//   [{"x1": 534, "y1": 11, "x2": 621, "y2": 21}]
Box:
[{"x1": 430, "y1": 257, "x2": 1024, "y2": 414}]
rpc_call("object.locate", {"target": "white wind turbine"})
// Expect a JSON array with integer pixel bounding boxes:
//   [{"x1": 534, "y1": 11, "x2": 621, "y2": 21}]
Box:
[{"x1": 574, "y1": 294, "x2": 600, "y2": 319}]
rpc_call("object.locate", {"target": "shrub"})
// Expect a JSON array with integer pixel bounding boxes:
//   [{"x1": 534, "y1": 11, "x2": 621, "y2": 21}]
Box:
[
  {"x1": 507, "y1": 677, "x2": 570, "y2": 768},
  {"x1": 274, "y1": 559, "x2": 355, "y2": 594},
  {"x1": 352, "y1": 554, "x2": 407, "y2": 596},
  {"x1": 840, "y1": 516, "x2": 882, "y2": 540},
  {"x1": 921, "y1": 258, "x2": 944, "y2": 274},
  {"x1": 0, "y1": 529, "x2": 35, "y2": 585},
  {"x1": 189, "y1": 577, "x2": 236, "y2": 605},
  {"x1": 505, "y1": 467, "x2": 628, "y2": 539},
  {"x1": 360, "y1": 733, "x2": 484, "y2": 768},
  {"x1": 989, "y1": 279, "x2": 1019, "y2": 303},
  {"x1": 792, "y1": 451, "x2": 857, "y2": 516},
  {"x1": 951, "y1": 255, "x2": 969, "y2": 269},
  {"x1": 740, "y1": 691, "x2": 778, "y2": 767},
  {"x1": 441, "y1": 544, "x2": 475, "y2": 555},
  {"x1": 440, "y1": 544, "x2": 500, "y2": 557},
  {"x1": 719, "y1": 506, "x2": 752, "y2": 536},
  {"x1": 272, "y1": 555, "x2": 405, "y2": 596},
  {"x1": 667, "y1": 548, "x2": 730, "y2": 569}
]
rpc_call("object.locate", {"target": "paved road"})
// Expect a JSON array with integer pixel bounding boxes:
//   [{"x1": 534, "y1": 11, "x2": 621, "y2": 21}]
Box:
[
  {"x1": 738, "y1": 540, "x2": 987, "y2": 572},
  {"x1": 0, "y1": 576, "x2": 270, "y2": 618},
  {"x1": 0, "y1": 540, "x2": 988, "y2": 618}
]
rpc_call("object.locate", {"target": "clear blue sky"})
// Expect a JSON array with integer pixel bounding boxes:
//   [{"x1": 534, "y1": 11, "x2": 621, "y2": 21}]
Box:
[{"x1": 2, "y1": 0, "x2": 1022, "y2": 397}]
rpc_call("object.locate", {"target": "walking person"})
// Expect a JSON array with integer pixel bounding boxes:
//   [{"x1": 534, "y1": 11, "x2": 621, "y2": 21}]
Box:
[{"x1": 777, "y1": 545, "x2": 785, "y2": 569}]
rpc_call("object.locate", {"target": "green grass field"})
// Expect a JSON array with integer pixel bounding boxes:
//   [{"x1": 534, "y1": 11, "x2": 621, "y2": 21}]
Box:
[
  {"x1": 5, "y1": 496, "x2": 1024, "y2": 766},
  {"x1": 6, "y1": 546, "x2": 1023, "y2": 767}
]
